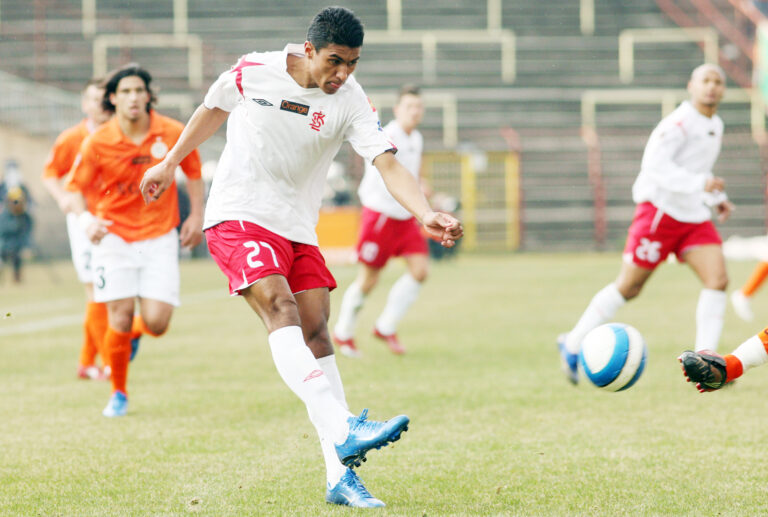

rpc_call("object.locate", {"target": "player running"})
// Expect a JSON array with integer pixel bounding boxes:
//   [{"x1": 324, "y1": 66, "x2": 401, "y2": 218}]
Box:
[
  {"x1": 66, "y1": 64, "x2": 204, "y2": 417},
  {"x1": 333, "y1": 84, "x2": 429, "y2": 356},
  {"x1": 42, "y1": 78, "x2": 112, "y2": 380},
  {"x1": 139, "y1": 7, "x2": 462, "y2": 508},
  {"x1": 558, "y1": 64, "x2": 732, "y2": 384}
]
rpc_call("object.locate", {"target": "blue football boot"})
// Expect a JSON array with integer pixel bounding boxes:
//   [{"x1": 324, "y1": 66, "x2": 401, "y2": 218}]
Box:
[
  {"x1": 326, "y1": 469, "x2": 385, "y2": 508},
  {"x1": 102, "y1": 390, "x2": 128, "y2": 417},
  {"x1": 130, "y1": 336, "x2": 141, "y2": 362},
  {"x1": 558, "y1": 333, "x2": 579, "y2": 385},
  {"x1": 335, "y1": 409, "x2": 409, "y2": 468}
]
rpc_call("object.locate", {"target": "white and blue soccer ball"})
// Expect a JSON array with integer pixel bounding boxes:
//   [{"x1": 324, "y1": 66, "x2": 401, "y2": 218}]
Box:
[{"x1": 579, "y1": 323, "x2": 647, "y2": 391}]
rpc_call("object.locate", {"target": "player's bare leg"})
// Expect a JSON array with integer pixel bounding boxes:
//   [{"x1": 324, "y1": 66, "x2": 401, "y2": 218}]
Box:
[
  {"x1": 685, "y1": 245, "x2": 728, "y2": 352},
  {"x1": 333, "y1": 265, "x2": 380, "y2": 357}
]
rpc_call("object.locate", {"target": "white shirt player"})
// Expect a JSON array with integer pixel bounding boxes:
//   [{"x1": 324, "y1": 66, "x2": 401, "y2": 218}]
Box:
[
  {"x1": 358, "y1": 120, "x2": 423, "y2": 220},
  {"x1": 203, "y1": 44, "x2": 395, "y2": 245},
  {"x1": 632, "y1": 100, "x2": 725, "y2": 223}
]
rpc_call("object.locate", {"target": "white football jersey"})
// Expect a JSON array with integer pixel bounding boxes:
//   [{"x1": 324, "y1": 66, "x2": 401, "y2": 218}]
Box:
[
  {"x1": 358, "y1": 120, "x2": 423, "y2": 220},
  {"x1": 203, "y1": 44, "x2": 395, "y2": 245},
  {"x1": 632, "y1": 100, "x2": 724, "y2": 223}
]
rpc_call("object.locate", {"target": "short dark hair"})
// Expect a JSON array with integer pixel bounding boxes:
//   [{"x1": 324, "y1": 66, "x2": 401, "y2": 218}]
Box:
[
  {"x1": 307, "y1": 6, "x2": 364, "y2": 50},
  {"x1": 102, "y1": 63, "x2": 156, "y2": 114},
  {"x1": 397, "y1": 84, "x2": 421, "y2": 101}
]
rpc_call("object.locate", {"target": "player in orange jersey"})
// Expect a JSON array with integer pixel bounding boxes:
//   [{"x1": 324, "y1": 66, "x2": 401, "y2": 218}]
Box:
[
  {"x1": 680, "y1": 326, "x2": 768, "y2": 392},
  {"x1": 42, "y1": 78, "x2": 112, "y2": 380},
  {"x1": 65, "y1": 64, "x2": 204, "y2": 417}
]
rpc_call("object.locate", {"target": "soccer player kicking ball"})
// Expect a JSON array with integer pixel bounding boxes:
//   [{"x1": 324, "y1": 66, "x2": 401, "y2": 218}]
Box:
[
  {"x1": 558, "y1": 64, "x2": 732, "y2": 384},
  {"x1": 333, "y1": 84, "x2": 428, "y2": 357},
  {"x1": 42, "y1": 78, "x2": 112, "y2": 380},
  {"x1": 139, "y1": 6, "x2": 462, "y2": 508},
  {"x1": 679, "y1": 327, "x2": 768, "y2": 392},
  {"x1": 66, "y1": 64, "x2": 205, "y2": 417}
]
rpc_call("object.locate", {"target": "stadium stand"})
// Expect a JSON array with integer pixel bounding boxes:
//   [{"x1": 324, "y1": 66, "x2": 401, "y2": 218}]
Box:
[{"x1": 0, "y1": 0, "x2": 765, "y2": 255}]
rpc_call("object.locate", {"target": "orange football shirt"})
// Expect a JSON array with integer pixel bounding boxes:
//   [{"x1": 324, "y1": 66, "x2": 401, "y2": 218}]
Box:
[
  {"x1": 44, "y1": 119, "x2": 104, "y2": 209},
  {"x1": 66, "y1": 111, "x2": 202, "y2": 243}
]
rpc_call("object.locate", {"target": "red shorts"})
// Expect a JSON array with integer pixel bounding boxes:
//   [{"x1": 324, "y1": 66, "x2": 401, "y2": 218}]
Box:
[
  {"x1": 623, "y1": 202, "x2": 722, "y2": 269},
  {"x1": 355, "y1": 207, "x2": 428, "y2": 268},
  {"x1": 205, "y1": 221, "x2": 337, "y2": 295}
]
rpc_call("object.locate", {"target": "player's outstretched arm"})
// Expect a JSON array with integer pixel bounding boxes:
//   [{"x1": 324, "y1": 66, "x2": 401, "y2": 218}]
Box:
[
  {"x1": 373, "y1": 151, "x2": 463, "y2": 248},
  {"x1": 140, "y1": 104, "x2": 230, "y2": 203}
]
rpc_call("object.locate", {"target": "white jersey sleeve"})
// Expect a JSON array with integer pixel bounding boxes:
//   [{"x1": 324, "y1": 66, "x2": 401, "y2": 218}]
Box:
[
  {"x1": 344, "y1": 85, "x2": 396, "y2": 164},
  {"x1": 203, "y1": 55, "x2": 257, "y2": 112}
]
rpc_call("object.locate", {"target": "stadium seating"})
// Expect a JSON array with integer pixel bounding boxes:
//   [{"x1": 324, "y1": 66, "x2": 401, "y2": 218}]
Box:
[{"x1": 0, "y1": 0, "x2": 763, "y2": 254}]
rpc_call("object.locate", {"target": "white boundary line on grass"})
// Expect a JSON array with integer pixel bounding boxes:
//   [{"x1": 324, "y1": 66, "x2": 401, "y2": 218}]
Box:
[{"x1": 0, "y1": 289, "x2": 226, "y2": 337}]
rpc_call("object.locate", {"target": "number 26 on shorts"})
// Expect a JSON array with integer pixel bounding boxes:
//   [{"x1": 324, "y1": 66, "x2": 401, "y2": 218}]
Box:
[{"x1": 243, "y1": 240, "x2": 279, "y2": 269}]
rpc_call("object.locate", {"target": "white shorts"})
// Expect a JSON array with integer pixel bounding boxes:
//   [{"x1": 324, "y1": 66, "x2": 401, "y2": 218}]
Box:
[
  {"x1": 66, "y1": 212, "x2": 95, "y2": 284},
  {"x1": 92, "y1": 228, "x2": 180, "y2": 306}
]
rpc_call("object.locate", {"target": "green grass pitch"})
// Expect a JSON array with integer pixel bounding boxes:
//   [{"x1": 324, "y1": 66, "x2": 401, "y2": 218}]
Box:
[{"x1": 2, "y1": 253, "x2": 768, "y2": 516}]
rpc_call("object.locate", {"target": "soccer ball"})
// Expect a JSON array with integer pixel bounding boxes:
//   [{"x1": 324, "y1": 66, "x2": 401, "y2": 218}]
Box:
[{"x1": 579, "y1": 323, "x2": 647, "y2": 391}]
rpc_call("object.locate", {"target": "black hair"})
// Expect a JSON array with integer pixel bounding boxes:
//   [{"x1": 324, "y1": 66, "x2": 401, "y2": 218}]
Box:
[
  {"x1": 101, "y1": 63, "x2": 156, "y2": 114},
  {"x1": 307, "y1": 6, "x2": 364, "y2": 50}
]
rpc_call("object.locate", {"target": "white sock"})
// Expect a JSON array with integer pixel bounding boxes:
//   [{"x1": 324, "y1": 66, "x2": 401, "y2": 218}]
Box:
[
  {"x1": 317, "y1": 354, "x2": 349, "y2": 410},
  {"x1": 565, "y1": 283, "x2": 626, "y2": 354},
  {"x1": 315, "y1": 354, "x2": 349, "y2": 487},
  {"x1": 694, "y1": 289, "x2": 726, "y2": 352},
  {"x1": 375, "y1": 273, "x2": 422, "y2": 335},
  {"x1": 333, "y1": 281, "x2": 364, "y2": 340},
  {"x1": 732, "y1": 335, "x2": 768, "y2": 372},
  {"x1": 268, "y1": 326, "x2": 352, "y2": 442}
]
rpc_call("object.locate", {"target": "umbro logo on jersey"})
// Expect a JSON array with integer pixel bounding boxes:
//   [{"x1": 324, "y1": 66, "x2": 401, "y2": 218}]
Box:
[
  {"x1": 280, "y1": 99, "x2": 310, "y2": 116},
  {"x1": 252, "y1": 98, "x2": 273, "y2": 106}
]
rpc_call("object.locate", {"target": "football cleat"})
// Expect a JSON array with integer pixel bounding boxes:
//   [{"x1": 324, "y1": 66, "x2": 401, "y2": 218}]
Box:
[
  {"x1": 326, "y1": 469, "x2": 385, "y2": 508},
  {"x1": 102, "y1": 390, "x2": 128, "y2": 417},
  {"x1": 557, "y1": 333, "x2": 579, "y2": 385},
  {"x1": 730, "y1": 291, "x2": 754, "y2": 322},
  {"x1": 130, "y1": 335, "x2": 141, "y2": 362},
  {"x1": 678, "y1": 350, "x2": 728, "y2": 392},
  {"x1": 335, "y1": 409, "x2": 409, "y2": 468},
  {"x1": 77, "y1": 365, "x2": 102, "y2": 380},
  {"x1": 372, "y1": 328, "x2": 406, "y2": 355},
  {"x1": 332, "y1": 333, "x2": 361, "y2": 358}
]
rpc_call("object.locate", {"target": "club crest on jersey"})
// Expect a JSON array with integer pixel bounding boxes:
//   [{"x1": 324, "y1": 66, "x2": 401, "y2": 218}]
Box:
[
  {"x1": 150, "y1": 137, "x2": 168, "y2": 159},
  {"x1": 280, "y1": 99, "x2": 309, "y2": 116},
  {"x1": 309, "y1": 111, "x2": 326, "y2": 132},
  {"x1": 252, "y1": 98, "x2": 273, "y2": 106}
]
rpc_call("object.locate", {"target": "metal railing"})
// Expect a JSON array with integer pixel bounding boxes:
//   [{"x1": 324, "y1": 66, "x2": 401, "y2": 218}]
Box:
[
  {"x1": 92, "y1": 33, "x2": 203, "y2": 89},
  {"x1": 82, "y1": 0, "x2": 189, "y2": 38},
  {"x1": 364, "y1": 29, "x2": 516, "y2": 84},
  {"x1": 581, "y1": 87, "x2": 766, "y2": 142},
  {"x1": 618, "y1": 27, "x2": 719, "y2": 83}
]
